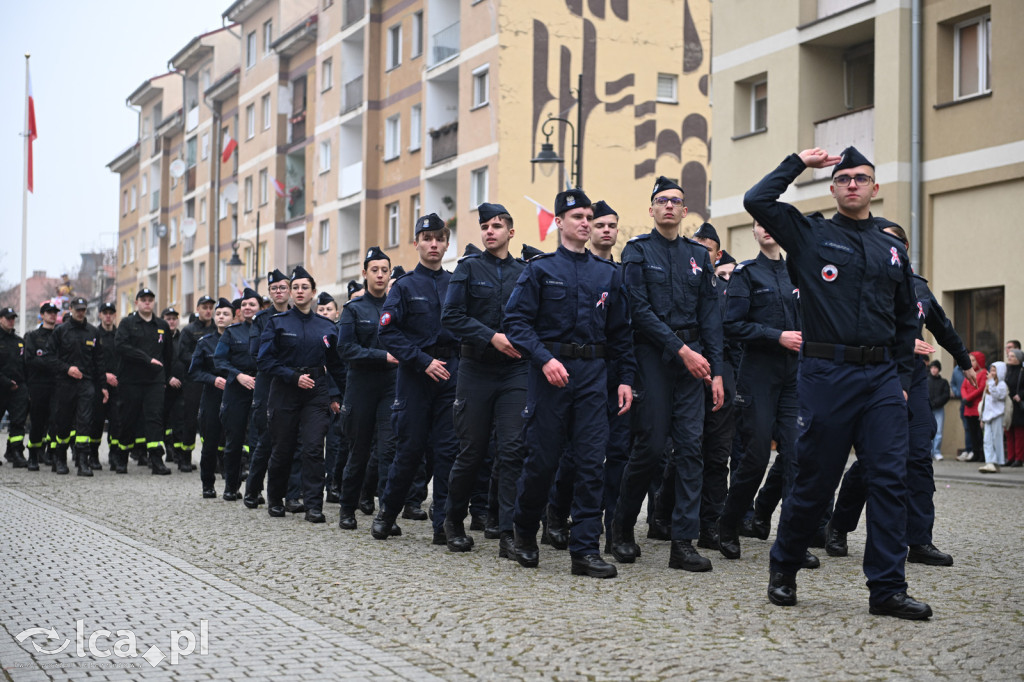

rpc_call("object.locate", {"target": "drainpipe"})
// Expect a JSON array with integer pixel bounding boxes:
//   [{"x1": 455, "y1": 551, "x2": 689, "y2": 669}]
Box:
[{"x1": 910, "y1": 0, "x2": 922, "y2": 272}]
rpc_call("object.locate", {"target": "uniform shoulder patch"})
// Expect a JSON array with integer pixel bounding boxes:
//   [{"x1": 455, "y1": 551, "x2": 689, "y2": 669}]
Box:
[
  {"x1": 457, "y1": 252, "x2": 482, "y2": 263},
  {"x1": 911, "y1": 272, "x2": 928, "y2": 284},
  {"x1": 806, "y1": 211, "x2": 825, "y2": 220},
  {"x1": 528, "y1": 252, "x2": 555, "y2": 261},
  {"x1": 734, "y1": 259, "x2": 756, "y2": 272},
  {"x1": 627, "y1": 233, "x2": 651, "y2": 243},
  {"x1": 271, "y1": 310, "x2": 289, "y2": 318}
]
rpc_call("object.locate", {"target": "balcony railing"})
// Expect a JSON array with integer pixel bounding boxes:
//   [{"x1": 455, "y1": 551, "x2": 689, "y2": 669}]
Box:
[
  {"x1": 182, "y1": 235, "x2": 195, "y2": 255},
  {"x1": 812, "y1": 107, "x2": 874, "y2": 180},
  {"x1": 429, "y1": 21, "x2": 460, "y2": 67},
  {"x1": 340, "y1": 161, "x2": 362, "y2": 197},
  {"x1": 343, "y1": 0, "x2": 364, "y2": 28},
  {"x1": 429, "y1": 121, "x2": 458, "y2": 165},
  {"x1": 343, "y1": 76, "x2": 363, "y2": 113}
]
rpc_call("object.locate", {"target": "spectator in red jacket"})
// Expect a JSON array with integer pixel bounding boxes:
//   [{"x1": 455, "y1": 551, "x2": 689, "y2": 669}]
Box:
[{"x1": 958, "y1": 351, "x2": 988, "y2": 462}]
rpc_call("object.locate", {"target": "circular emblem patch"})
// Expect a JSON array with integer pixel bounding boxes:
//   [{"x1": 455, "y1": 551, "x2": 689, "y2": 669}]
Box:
[
  {"x1": 380, "y1": 312, "x2": 392, "y2": 326},
  {"x1": 821, "y1": 264, "x2": 838, "y2": 282}
]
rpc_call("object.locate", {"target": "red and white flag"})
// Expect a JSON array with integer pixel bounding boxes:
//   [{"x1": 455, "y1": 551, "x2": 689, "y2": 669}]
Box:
[
  {"x1": 270, "y1": 175, "x2": 286, "y2": 198},
  {"x1": 524, "y1": 196, "x2": 555, "y2": 242},
  {"x1": 221, "y1": 133, "x2": 237, "y2": 163},
  {"x1": 27, "y1": 68, "x2": 38, "y2": 193}
]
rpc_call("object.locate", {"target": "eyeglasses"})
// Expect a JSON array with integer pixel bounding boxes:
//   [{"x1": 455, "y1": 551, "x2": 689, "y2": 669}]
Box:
[
  {"x1": 269, "y1": 285, "x2": 290, "y2": 293},
  {"x1": 652, "y1": 197, "x2": 684, "y2": 206},
  {"x1": 833, "y1": 174, "x2": 874, "y2": 187}
]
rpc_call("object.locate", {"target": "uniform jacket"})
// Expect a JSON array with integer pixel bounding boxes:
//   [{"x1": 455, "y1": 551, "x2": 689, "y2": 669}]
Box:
[
  {"x1": 45, "y1": 317, "x2": 104, "y2": 385},
  {"x1": 442, "y1": 250, "x2": 525, "y2": 353},
  {"x1": 912, "y1": 273, "x2": 971, "y2": 372},
  {"x1": 189, "y1": 331, "x2": 224, "y2": 388},
  {"x1": 0, "y1": 327, "x2": 26, "y2": 388},
  {"x1": 214, "y1": 320, "x2": 257, "y2": 384},
  {"x1": 724, "y1": 252, "x2": 800, "y2": 351},
  {"x1": 24, "y1": 325, "x2": 55, "y2": 385},
  {"x1": 257, "y1": 307, "x2": 346, "y2": 389},
  {"x1": 114, "y1": 312, "x2": 174, "y2": 384},
  {"x1": 338, "y1": 293, "x2": 393, "y2": 368},
  {"x1": 175, "y1": 319, "x2": 213, "y2": 382},
  {"x1": 378, "y1": 263, "x2": 458, "y2": 371},
  {"x1": 96, "y1": 325, "x2": 118, "y2": 387}
]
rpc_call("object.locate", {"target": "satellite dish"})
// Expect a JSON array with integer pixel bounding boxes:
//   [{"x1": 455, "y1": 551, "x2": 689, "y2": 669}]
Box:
[
  {"x1": 169, "y1": 159, "x2": 186, "y2": 179},
  {"x1": 156, "y1": 224, "x2": 168, "y2": 239},
  {"x1": 181, "y1": 217, "x2": 197, "y2": 238},
  {"x1": 223, "y1": 183, "x2": 239, "y2": 204}
]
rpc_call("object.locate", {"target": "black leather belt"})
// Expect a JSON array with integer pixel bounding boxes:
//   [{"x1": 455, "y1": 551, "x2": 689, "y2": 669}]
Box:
[
  {"x1": 423, "y1": 344, "x2": 459, "y2": 359},
  {"x1": 292, "y1": 366, "x2": 326, "y2": 378},
  {"x1": 674, "y1": 327, "x2": 700, "y2": 344},
  {"x1": 544, "y1": 342, "x2": 606, "y2": 359},
  {"x1": 802, "y1": 342, "x2": 888, "y2": 365},
  {"x1": 460, "y1": 344, "x2": 521, "y2": 363}
]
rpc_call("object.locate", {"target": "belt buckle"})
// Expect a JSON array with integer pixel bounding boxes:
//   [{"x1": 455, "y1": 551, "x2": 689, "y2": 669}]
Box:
[{"x1": 572, "y1": 343, "x2": 587, "y2": 358}]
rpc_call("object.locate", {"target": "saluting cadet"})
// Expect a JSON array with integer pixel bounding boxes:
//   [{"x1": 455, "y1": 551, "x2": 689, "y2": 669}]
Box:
[
  {"x1": 258, "y1": 266, "x2": 347, "y2": 523},
  {"x1": 190, "y1": 299, "x2": 233, "y2": 498},
  {"x1": 504, "y1": 188, "x2": 636, "y2": 578},
  {"x1": 214, "y1": 288, "x2": 260, "y2": 500},
  {"x1": 441, "y1": 202, "x2": 527, "y2": 557},
  {"x1": 176, "y1": 295, "x2": 215, "y2": 469},
  {"x1": 611, "y1": 177, "x2": 724, "y2": 572},
  {"x1": 23, "y1": 302, "x2": 59, "y2": 471},
  {"x1": 371, "y1": 214, "x2": 461, "y2": 544},
  {"x1": 162, "y1": 307, "x2": 187, "y2": 470},
  {"x1": 113, "y1": 287, "x2": 176, "y2": 475},
  {"x1": 745, "y1": 146, "x2": 928, "y2": 619},
  {"x1": 337, "y1": 247, "x2": 399, "y2": 530},
  {"x1": 0, "y1": 308, "x2": 29, "y2": 468},
  {"x1": 46, "y1": 297, "x2": 108, "y2": 477}
]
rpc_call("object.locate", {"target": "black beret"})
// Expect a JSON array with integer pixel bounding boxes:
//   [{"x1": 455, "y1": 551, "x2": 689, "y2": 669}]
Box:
[
  {"x1": 477, "y1": 202, "x2": 509, "y2": 223},
  {"x1": 831, "y1": 146, "x2": 875, "y2": 177},
  {"x1": 241, "y1": 287, "x2": 260, "y2": 302},
  {"x1": 99, "y1": 301, "x2": 116, "y2": 313},
  {"x1": 554, "y1": 188, "x2": 591, "y2": 215},
  {"x1": 346, "y1": 280, "x2": 364, "y2": 298},
  {"x1": 136, "y1": 287, "x2": 156, "y2": 299},
  {"x1": 267, "y1": 269, "x2": 290, "y2": 284},
  {"x1": 215, "y1": 297, "x2": 233, "y2": 310},
  {"x1": 317, "y1": 292, "x2": 335, "y2": 306},
  {"x1": 591, "y1": 200, "x2": 617, "y2": 220},
  {"x1": 160, "y1": 306, "x2": 179, "y2": 317},
  {"x1": 390, "y1": 265, "x2": 406, "y2": 280},
  {"x1": 195, "y1": 295, "x2": 215, "y2": 306},
  {"x1": 651, "y1": 175, "x2": 684, "y2": 201},
  {"x1": 693, "y1": 222, "x2": 720, "y2": 246},
  {"x1": 414, "y1": 213, "x2": 446, "y2": 236},
  {"x1": 290, "y1": 265, "x2": 313, "y2": 282},
  {"x1": 363, "y1": 246, "x2": 390, "y2": 268},
  {"x1": 39, "y1": 302, "x2": 59, "y2": 314}
]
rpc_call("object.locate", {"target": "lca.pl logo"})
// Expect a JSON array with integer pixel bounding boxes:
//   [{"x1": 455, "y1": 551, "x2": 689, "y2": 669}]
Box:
[{"x1": 16, "y1": 620, "x2": 209, "y2": 667}]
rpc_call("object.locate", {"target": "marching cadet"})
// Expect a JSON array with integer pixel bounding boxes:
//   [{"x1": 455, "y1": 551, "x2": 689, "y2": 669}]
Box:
[
  {"x1": 24, "y1": 302, "x2": 59, "y2": 471},
  {"x1": 91, "y1": 302, "x2": 121, "y2": 471},
  {"x1": 440, "y1": 203, "x2": 527, "y2": 557},
  {"x1": 371, "y1": 214, "x2": 460, "y2": 544},
  {"x1": 46, "y1": 297, "x2": 108, "y2": 477},
  {"x1": 316, "y1": 291, "x2": 346, "y2": 503},
  {"x1": 190, "y1": 298, "x2": 233, "y2": 498},
  {"x1": 337, "y1": 247, "x2": 399, "y2": 530},
  {"x1": 214, "y1": 288, "x2": 260, "y2": 500},
  {"x1": 1, "y1": 307, "x2": 29, "y2": 468},
  {"x1": 176, "y1": 295, "x2": 215, "y2": 470},
  {"x1": 504, "y1": 189, "x2": 636, "y2": 578},
  {"x1": 258, "y1": 266, "x2": 347, "y2": 523},
  {"x1": 162, "y1": 306, "x2": 187, "y2": 470},
  {"x1": 113, "y1": 287, "x2": 176, "y2": 475}
]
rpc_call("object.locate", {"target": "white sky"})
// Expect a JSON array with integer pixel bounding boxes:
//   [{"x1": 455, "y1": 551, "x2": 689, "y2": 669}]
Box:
[{"x1": 0, "y1": 1, "x2": 232, "y2": 286}]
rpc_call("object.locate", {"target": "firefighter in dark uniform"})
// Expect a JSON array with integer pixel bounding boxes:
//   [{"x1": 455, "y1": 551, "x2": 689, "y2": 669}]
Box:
[
  {"x1": 504, "y1": 189, "x2": 636, "y2": 578},
  {"x1": 610, "y1": 177, "x2": 724, "y2": 572},
  {"x1": 440, "y1": 202, "x2": 527, "y2": 556},
  {"x1": 337, "y1": 247, "x2": 399, "y2": 530},
  {"x1": 214, "y1": 288, "x2": 260, "y2": 500},
  {"x1": 190, "y1": 298, "x2": 233, "y2": 497},
  {"x1": 0, "y1": 307, "x2": 29, "y2": 468},
  {"x1": 827, "y1": 221, "x2": 976, "y2": 568},
  {"x1": 113, "y1": 287, "x2": 176, "y2": 475},
  {"x1": 176, "y1": 295, "x2": 215, "y2": 469},
  {"x1": 24, "y1": 302, "x2": 59, "y2": 471},
  {"x1": 370, "y1": 214, "x2": 461, "y2": 544},
  {"x1": 244, "y1": 269, "x2": 291, "y2": 508},
  {"x1": 746, "y1": 146, "x2": 929, "y2": 619},
  {"x1": 91, "y1": 302, "x2": 121, "y2": 471},
  {"x1": 258, "y1": 266, "x2": 347, "y2": 523},
  {"x1": 161, "y1": 307, "x2": 187, "y2": 470},
  {"x1": 46, "y1": 297, "x2": 108, "y2": 477}
]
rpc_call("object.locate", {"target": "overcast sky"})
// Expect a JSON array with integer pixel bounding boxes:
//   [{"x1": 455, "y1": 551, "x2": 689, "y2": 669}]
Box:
[{"x1": 0, "y1": 1, "x2": 232, "y2": 286}]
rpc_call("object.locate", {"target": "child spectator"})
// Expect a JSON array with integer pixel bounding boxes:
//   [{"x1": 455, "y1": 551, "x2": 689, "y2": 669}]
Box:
[
  {"x1": 979, "y1": 361, "x2": 1007, "y2": 473},
  {"x1": 927, "y1": 360, "x2": 950, "y2": 460}
]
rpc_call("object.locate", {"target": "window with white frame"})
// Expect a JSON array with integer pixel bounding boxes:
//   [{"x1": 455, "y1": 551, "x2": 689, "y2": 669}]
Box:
[
  {"x1": 246, "y1": 31, "x2": 257, "y2": 68},
  {"x1": 130, "y1": 186, "x2": 137, "y2": 212},
  {"x1": 955, "y1": 14, "x2": 991, "y2": 100},
  {"x1": 319, "y1": 140, "x2": 332, "y2": 173},
  {"x1": 319, "y1": 219, "x2": 330, "y2": 252},
  {"x1": 387, "y1": 202, "x2": 400, "y2": 247},
  {"x1": 472, "y1": 65, "x2": 490, "y2": 108},
  {"x1": 219, "y1": 259, "x2": 226, "y2": 286},
  {"x1": 470, "y1": 167, "x2": 489, "y2": 207},
  {"x1": 201, "y1": 132, "x2": 210, "y2": 160},
  {"x1": 321, "y1": 58, "x2": 333, "y2": 92},
  {"x1": 122, "y1": 190, "x2": 128, "y2": 216},
  {"x1": 140, "y1": 174, "x2": 147, "y2": 197},
  {"x1": 198, "y1": 261, "x2": 206, "y2": 289},
  {"x1": 387, "y1": 24, "x2": 402, "y2": 70},
  {"x1": 409, "y1": 104, "x2": 422, "y2": 151},
  {"x1": 170, "y1": 217, "x2": 178, "y2": 245},
  {"x1": 750, "y1": 80, "x2": 767, "y2": 132},
  {"x1": 244, "y1": 176, "x2": 253, "y2": 212},
  {"x1": 121, "y1": 240, "x2": 127, "y2": 266},
  {"x1": 129, "y1": 237, "x2": 135, "y2": 263},
  {"x1": 385, "y1": 114, "x2": 401, "y2": 160},
  {"x1": 657, "y1": 73, "x2": 678, "y2": 103},
  {"x1": 412, "y1": 12, "x2": 423, "y2": 58},
  {"x1": 200, "y1": 197, "x2": 207, "y2": 224},
  {"x1": 246, "y1": 104, "x2": 256, "y2": 139},
  {"x1": 261, "y1": 93, "x2": 271, "y2": 129},
  {"x1": 140, "y1": 227, "x2": 147, "y2": 252},
  {"x1": 263, "y1": 20, "x2": 273, "y2": 55},
  {"x1": 259, "y1": 169, "x2": 268, "y2": 205},
  {"x1": 409, "y1": 194, "x2": 421, "y2": 241}
]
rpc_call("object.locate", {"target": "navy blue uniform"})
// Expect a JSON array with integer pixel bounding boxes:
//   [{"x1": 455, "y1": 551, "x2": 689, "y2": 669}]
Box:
[
  {"x1": 90, "y1": 325, "x2": 121, "y2": 465},
  {"x1": 505, "y1": 245, "x2": 636, "y2": 556},
  {"x1": 442, "y1": 249, "x2": 527, "y2": 538},
  {"x1": 244, "y1": 307, "x2": 276, "y2": 500},
  {"x1": 215, "y1": 320, "x2": 257, "y2": 495},
  {"x1": 258, "y1": 308, "x2": 346, "y2": 515},
  {"x1": 745, "y1": 154, "x2": 918, "y2": 606},
  {"x1": 376, "y1": 263, "x2": 460, "y2": 536},
  {"x1": 189, "y1": 331, "x2": 225, "y2": 491},
  {"x1": 614, "y1": 229, "x2": 723, "y2": 545},
  {"x1": 176, "y1": 319, "x2": 213, "y2": 458}
]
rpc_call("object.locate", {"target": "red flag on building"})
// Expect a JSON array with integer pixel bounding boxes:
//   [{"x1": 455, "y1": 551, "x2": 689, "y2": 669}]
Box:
[
  {"x1": 27, "y1": 68, "x2": 37, "y2": 193},
  {"x1": 524, "y1": 196, "x2": 555, "y2": 241},
  {"x1": 221, "y1": 133, "x2": 237, "y2": 163},
  {"x1": 270, "y1": 176, "x2": 286, "y2": 198}
]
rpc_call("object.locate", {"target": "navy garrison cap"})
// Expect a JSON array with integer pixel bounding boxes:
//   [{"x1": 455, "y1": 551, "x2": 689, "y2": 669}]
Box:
[
  {"x1": 591, "y1": 200, "x2": 617, "y2": 220},
  {"x1": 415, "y1": 213, "x2": 446, "y2": 236},
  {"x1": 717, "y1": 250, "x2": 737, "y2": 266},
  {"x1": 363, "y1": 246, "x2": 390, "y2": 269},
  {"x1": 651, "y1": 176, "x2": 684, "y2": 201},
  {"x1": 693, "y1": 222, "x2": 720, "y2": 246},
  {"x1": 477, "y1": 202, "x2": 509, "y2": 223},
  {"x1": 390, "y1": 265, "x2": 406, "y2": 280},
  {"x1": 463, "y1": 243, "x2": 482, "y2": 257},
  {"x1": 231, "y1": 298, "x2": 242, "y2": 311},
  {"x1": 521, "y1": 244, "x2": 545, "y2": 260},
  {"x1": 554, "y1": 189, "x2": 591, "y2": 216},
  {"x1": 267, "y1": 269, "x2": 290, "y2": 285},
  {"x1": 346, "y1": 280, "x2": 364, "y2": 299},
  {"x1": 290, "y1": 265, "x2": 313, "y2": 283},
  {"x1": 215, "y1": 297, "x2": 233, "y2": 310},
  {"x1": 317, "y1": 292, "x2": 335, "y2": 306},
  {"x1": 831, "y1": 146, "x2": 875, "y2": 177},
  {"x1": 241, "y1": 287, "x2": 260, "y2": 302}
]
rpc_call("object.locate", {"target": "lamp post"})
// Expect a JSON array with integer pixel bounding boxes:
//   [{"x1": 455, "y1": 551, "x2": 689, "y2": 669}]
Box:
[
  {"x1": 531, "y1": 73, "x2": 584, "y2": 189},
  {"x1": 226, "y1": 212, "x2": 261, "y2": 292}
]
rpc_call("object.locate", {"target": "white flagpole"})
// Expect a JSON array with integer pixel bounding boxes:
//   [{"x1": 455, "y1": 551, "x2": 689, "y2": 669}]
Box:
[{"x1": 19, "y1": 54, "x2": 30, "y2": 336}]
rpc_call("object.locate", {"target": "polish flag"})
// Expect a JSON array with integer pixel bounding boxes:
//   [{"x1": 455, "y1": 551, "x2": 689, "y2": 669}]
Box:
[
  {"x1": 221, "y1": 133, "x2": 238, "y2": 163},
  {"x1": 270, "y1": 176, "x2": 286, "y2": 197},
  {"x1": 27, "y1": 68, "x2": 38, "y2": 193},
  {"x1": 524, "y1": 196, "x2": 555, "y2": 241}
]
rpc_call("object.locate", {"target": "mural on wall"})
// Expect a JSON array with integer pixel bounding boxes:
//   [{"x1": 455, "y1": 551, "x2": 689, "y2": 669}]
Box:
[{"x1": 530, "y1": 0, "x2": 711, "y2": 224}]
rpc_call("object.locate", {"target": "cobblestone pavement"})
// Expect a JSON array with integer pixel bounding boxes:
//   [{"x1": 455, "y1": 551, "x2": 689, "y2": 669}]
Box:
[{"x1": 1, "y1": 450, "x2": 1022, "y2": 681}]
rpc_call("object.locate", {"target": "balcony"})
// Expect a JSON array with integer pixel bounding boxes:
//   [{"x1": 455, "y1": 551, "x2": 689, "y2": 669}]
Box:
[
  {"x1": 341, "y1": 249, "x2": 360, "y2": 271},
  {"x1": 289, "y1": 111, "x2": 307, "y2": 145},
  {"x1": 148, "y1": 246, "x2": 159, "y2": 267},
  {"x1": 343, "y1": 76, "x2": 363, "y2": 113},
  {"x1": 430, "y1": 22, "x2": 460, "y2": 67},
  {"x1": 429, "y1": 122, "x2": 458, "y2": 165},
  {"x1": 813, "y1": 107, "x2": 873, "y2": 180},
  {"x1": 817, "y1": 0, "x2": 868, "y2": 20},
  {"x1": 182, "y1": 235, "x2": 195, "y2": 255},
  {"x1": 340, "y1": 161, "x2": 362, "y2": 198},
  {"x1": 343, "y1": 0, "x2": 364, "y2": 28},
  {"x1": 185, "y1": 166, "x2": 197, "y2": 194}
]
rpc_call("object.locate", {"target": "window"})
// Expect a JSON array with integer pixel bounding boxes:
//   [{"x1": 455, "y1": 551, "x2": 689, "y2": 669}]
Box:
[
  {"x1": 470, "y1": 167, "x2": 488, "y2": 206},
  {"x1": 319, "y1": 140, "x2": 332, "y2": 173},
  {"x1": 169, "y1": 275, "x2": 177, "y2": 304},
  {"x1": 657, "y1": 73, "x2": 678, "y2": 103},
  {"x1": 387, "y1": 24, "x2": 402, "y2": 70},
  {"x1": 121, "y1": 240, "x2": 127, "y2": 266},
  {"x1": 319, "y1": 219, "x2": 330, "y2": 252},
  {"x1": 246, "y1": 31, "x2": 257, "y2": 68},
  {"x1": 170, "y1": 217, "x2": 178, "y2": 246},
  {"x1": 129, "y1": 237, "x2": 135, "y2": 263},
  {"x1": 141, "y1": 227, "x2": 147, "y2": 251},
  {"x1": 385, "y1": 114, "x2": 401, "y2": 160},
  {"x1": 261, "y1": 93, "x2": 271, "y2": 130},
  {"x1": 472, "y1": 65, "x2": 489, "y2": 108},
  {"x1": 321, "y1": 58, "x2": 333, "y2": 92},
  {"x1": 122, "y1": 190, "x2": 128, "y2": 216},
  {"x1": 201, "y1": 132, "x2": 210, "y2": 160},
  {"x1": 263, "y1": 20, "x2": 273, "y2": 56},
  {"x1": 411, "y1": 12, "x2": 423, "y2": 58},
  {"x1": 198, "y1": 261, "x2": 206, "y2": 289},
  {"x1": 259, "y1": 169, "x2": 268, "y2": 205},
  {"x1": 140, "y1": 174, "x2": 148, "y2": 197},
  {"x1": 954, "y1": 286, "x2": 1003, "y2": 367},
  {"x1": 186, "y1": 137, "x2": 197, "y2": 168},
  {"x1": 201, "y1": 70, "x2": 211, "y2": 93},
  {"x1": 200, "y1": 197, "x2": 207, "y2": 224},
  {"x1": 409, "y1": 104, "x2": 422, "y2": 151},
  {"x1": 751, "y1": 80, "x2": 767, "y2": 132},
  {"x1": 246, "y1": 104, "x2": 256, "y2": 139},
  {"x1": 387, "y1": 202, "x2": 400, "y2": 247},
  {"x1": 409, "y1": 194, "x2": 421, "y2": 241},
  {"x1": 219, "y1": 259, "x2": 226, "y2": 286},
  {"x1": 244, "y1": 176, "x2": 253, "y2": 212},
  {"x1": 955, "y1": 15, "x2": 991, "y2": 100},
  {"x1": 130, "y1": 186, "x2": 137, "y2": 212}
]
